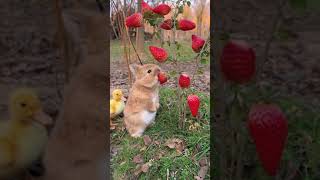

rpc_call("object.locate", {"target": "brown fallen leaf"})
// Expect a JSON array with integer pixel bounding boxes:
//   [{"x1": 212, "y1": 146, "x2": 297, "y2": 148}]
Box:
[
  {"x1": 165, "y1": 138, "x2": 185, "y2": 154},
  {"x1": 195, "y1": 165, "x2": 208, "y2": 180},
  {"x1": 134, "y1": 165, "x2": 142, "y2": 176},
  {"x1": 199, "y1": 157, "x2": 208, "y2": 167},
  {"x1": 133, "y1": 154, "x2": 144, "y2": 164},
  {"x1": 154, "y1": 151, "x2": 165, "y2": 160},
  {"x1": 175, "y1": 141, "x2": 186, "y2": 154},
  {"x1": 140, "y1": 146, "x2": 147, "y2": 152},
  {"x1": 143, "y1": 135, "x2": 152, "y2": 146},
  {"x1": 154, "y1": 140, "x2": 161, "y2": 145},
  {"x1": 141, "y1": 163, "x2": 150, "y2": 173},
  {"x1": 165, "y1": 138, "x2": 183, "y2": 149}
]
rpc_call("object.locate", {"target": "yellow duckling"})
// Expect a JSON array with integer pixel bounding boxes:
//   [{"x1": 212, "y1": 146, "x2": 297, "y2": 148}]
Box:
[
  {"x1": 110, "y1": 89, "x2": 126, "y2": 130},
  {"x1": 0, "y1": 88, "x2": 53, "y2": 179}
]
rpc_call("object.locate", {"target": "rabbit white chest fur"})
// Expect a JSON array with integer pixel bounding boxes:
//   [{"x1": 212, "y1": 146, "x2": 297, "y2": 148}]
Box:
[
  {"x1": 145, "y1": 93, "x2": 158, "y2": 124},
  {"x1": 141, "y1": 110, "x2": 156, "y2": 125}
]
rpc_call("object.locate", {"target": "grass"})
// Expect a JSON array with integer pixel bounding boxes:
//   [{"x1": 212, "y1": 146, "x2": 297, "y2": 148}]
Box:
[
  {"x1": 111, "y1": 87, "x2": 210, "y2": 179},
  {"x1": 110, "y1": 39, "x2": 209, "y2": 63}
]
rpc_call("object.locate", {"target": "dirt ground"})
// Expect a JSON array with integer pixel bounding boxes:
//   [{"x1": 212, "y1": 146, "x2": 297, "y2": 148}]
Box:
[{"x1": 0, "y1": 1, "x2": 63, "y2": 120}]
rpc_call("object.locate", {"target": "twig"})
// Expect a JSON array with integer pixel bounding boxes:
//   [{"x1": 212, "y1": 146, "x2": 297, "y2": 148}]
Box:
[
  {"x1": 53, "y1": 0, "x2": 70, "y2": 83},
  {"x1": 112, "y1": 0, "x2": 133, "y2": 86},
  {"x1": 112, "y1": 0, "x2": 143, "y2": 65},
  {"x1": 256, "y1": 0, "x2": 288, "y2": 81}
]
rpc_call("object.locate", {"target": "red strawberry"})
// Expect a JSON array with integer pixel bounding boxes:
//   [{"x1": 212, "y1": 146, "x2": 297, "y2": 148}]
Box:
[
  {"x1": 158, "y1": 71, "x2": 167, "y2": 84},
  {"x1": 142, "y1": 0, "x2": 153, "y2": 14},
  {"x1": 160, "y1": 19, "x2": 173, "y2": 30},
  {"x1": 177, "y1": 19, "x2": 196, "y2": 31},
  {"x1": 178, "y1": 73, "x2": 190, "y2": 88},
  {"x1": 153, "y1": 4, "x2": 171, "y2": 16},
  {"x1": 125, "y1": 13, "x2": 143, "y2": 28},
  {"x1": 149, "y1": 46, "x2": 168, "y2": 62},
  {"x1": 192, "y1": 35, "x2": 205, "y2": 53},
  {"x1": 248, "y1": 104, "x2": 288, "y2": 176},
  {"x1": 220, "y1": 40, "x2": 256, "y2": 83},
  {"x1": 187, "y1": 95, "x2": 200, "y2": 117}
]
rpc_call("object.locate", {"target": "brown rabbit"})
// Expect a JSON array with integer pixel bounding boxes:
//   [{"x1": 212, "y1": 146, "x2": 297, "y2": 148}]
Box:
[{"x1": 124, "y1": 64, "x2": 161, "y2": 137}]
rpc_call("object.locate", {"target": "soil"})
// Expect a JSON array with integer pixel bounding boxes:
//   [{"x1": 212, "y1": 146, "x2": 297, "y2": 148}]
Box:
[{"x1": 0, "y1": 0, "x2": 63, "y2": 120}]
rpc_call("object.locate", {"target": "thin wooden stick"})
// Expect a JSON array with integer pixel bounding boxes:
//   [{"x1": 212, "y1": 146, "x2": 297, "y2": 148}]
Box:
[{"x1": 112, "y1": 0, "x2": 143, "y2": 65}]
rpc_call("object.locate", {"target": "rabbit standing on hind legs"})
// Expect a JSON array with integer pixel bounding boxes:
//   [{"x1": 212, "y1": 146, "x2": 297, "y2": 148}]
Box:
[{"x1": 124, "y1": 64, "x2": 161, "y2": 138}]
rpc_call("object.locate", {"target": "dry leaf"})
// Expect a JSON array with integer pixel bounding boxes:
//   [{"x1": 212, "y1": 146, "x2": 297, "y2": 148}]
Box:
[
  {"x1": 140, "y1": 146, "x2": 147, "y2": 152},
  {"x1": 166, "y1": 141, "x2": 176, "y2": 149},
  {"x1": 175, "y1": 141, "x2": 185, "y2": 154},
  {"x1": 154, "y1": 140, "x2": 161, "y2": 145},
  {"x1": 134, "y1": 165, "x2": 142, "y2": 176},
  {"x1": 165, "y1": 138, "x2": 183, "y2": 149},
  {"x1": 199, "y1": 157, "x2": 208, "y2": 167},
  {"x1": 165, "y1": 138, "x2": 185, "y2": 154},
  {"x1": 133, "y1": 154, "x2": 144, "y2": 164},
  {"x1": 195, "y1": 165, "x2": 208, "y2": 180},
  {"x1": 141, "y1": 163, "x2": 150, "y2": 173},
  {"x1": 143, "y1": 135, "x2": 152, "y2": 146}
]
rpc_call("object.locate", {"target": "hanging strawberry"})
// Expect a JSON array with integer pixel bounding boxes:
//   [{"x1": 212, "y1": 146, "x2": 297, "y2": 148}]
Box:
[
  {"x1": 178, "y1": 73, "x2": 190, "y2": 88},
  {"x1": 149, "y1": 46, "x2": 168, "y2": 62},
  {"x1": 158, "y1": 71, "x2": 168, "y2": 84},
  {"x1": 177, "y1": 19, "x2": 196, "y2": 31},
  {"x1": 187, "y1": 95, "x2": 200, "y2": 117},
  {"x1": 220, "y1": 40, "x2": 256, "y2": 83},
  {"x1": 125, "y1": 13, "x2": 143, "y2": 28},
  {"x1": 160, "y1": 19, "x2": 173, "y2": 30},
  {"x1": 192, "y1": 35, "x2": 205, "y2": 53},
  {"x1": 248, "y1": 103, "x2": 288, "y2": 176},
  {"x1": 142, "y1": 0, "x2": 153, "y2": 14},
  {"x1": 153, "y1": 4, "x2": 171, "y2": 16}
]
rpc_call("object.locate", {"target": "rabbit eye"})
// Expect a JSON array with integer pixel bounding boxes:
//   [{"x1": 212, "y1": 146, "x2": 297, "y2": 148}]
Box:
[
  {"x1": 20, "y1": 103, "x2": 26, "y2": 107},
  {"x1": 147, "y1": 70, "x2": 152, "y2": 73}
]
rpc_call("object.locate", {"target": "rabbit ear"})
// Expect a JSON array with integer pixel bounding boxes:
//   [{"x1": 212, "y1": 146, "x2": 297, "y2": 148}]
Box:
[{"x1": 129, "y1": 64, "x2": 141, "y2": 76}]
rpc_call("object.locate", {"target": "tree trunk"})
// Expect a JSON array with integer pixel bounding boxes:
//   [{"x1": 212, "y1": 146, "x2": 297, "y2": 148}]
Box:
[{"x1": 136, "y1": 0, "x2": 144, "y2": 55}]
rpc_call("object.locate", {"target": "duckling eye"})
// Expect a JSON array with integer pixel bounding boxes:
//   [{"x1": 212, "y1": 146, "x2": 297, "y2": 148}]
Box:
[
  {"x1": 20, "y1": 103, "x2": 26, "y2": 107},
  {"x1": 147, "y1": 69, "x2": 152, "y2": 73}
]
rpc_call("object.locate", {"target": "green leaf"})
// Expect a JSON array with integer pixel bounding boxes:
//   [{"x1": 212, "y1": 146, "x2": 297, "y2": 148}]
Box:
[
  {"x1": 178, "y1": 6, "x2": 184, "y2": 14},
  {"x1": 187, "y1": 1, "x2": 191, "y2": 6},
  {"x1": 200, "y1": 58, "x2": 208, "y2": 64}
]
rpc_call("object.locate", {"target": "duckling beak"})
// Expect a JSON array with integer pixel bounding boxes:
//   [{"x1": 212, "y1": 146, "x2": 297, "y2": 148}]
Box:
[{"x1": 33, "y1": 111, "x2": 53, "y2": 128}]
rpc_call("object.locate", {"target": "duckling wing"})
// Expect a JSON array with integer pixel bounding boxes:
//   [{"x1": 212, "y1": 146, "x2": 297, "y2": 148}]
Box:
[
  {"x1": 110, "y1": 100, "x2": 116, "y2": 114},
  {"x1": 14, "y1": 124, "x2": 48, "y2": 167},
  {"x1": 0, "y1": 137, "x2": 14, "y2": 168},
  {"x1": 115, "y1": 101, "x2": 125, "y2": 115},
  {"x1": 0, "y1": 120, "x2": 10, "y2": 137}
]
